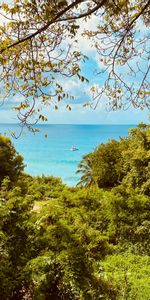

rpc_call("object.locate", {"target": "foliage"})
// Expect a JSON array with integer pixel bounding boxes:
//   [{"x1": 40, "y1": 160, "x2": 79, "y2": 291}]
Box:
[
  {"x1": 0, "y1": 135, "x2": 24, "y2": 185},
  {"x1": 77, "y1": 139, "x2": 123, "y2": 188},
  {"x1": 0, "y1": 179, "x2": 116, "y2": 299},
  {"x1": 0, "y1": 1, "x2": 149, "y2": 130},
  {"x1": 76, "y1": 153, "x2": 96, "y2": 187},
  {"x1": 77, "y1": 124, "x2": 150, "y2": 194},
  {"x1": 1, "y1": 176, "x2": 149, "y2": 299},
  {"x1": 100, "y1": 190, "x2": 150, "y2": 254},
  {"x1": 0, "y1": 185, "x2": 34, "y2": 299},
  {"x1": 101, "y1": 253, "x2": 150, "y2": 300},
  {"x1": 120, "y1": 123, "x2": 150, "y2": 195},
  {"x1": 0, "y1": 128, "x2": 150, "y2": 299}
]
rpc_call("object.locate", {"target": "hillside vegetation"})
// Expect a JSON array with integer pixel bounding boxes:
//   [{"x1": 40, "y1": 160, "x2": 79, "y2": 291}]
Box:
[{"x1": 0, "y1": 124, "x2": 150, "y2": 299}]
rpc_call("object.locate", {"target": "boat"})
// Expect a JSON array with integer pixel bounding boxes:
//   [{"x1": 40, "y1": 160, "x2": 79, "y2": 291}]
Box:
[{"x1": 70, "y1": 145, "x2": 79, "y2": 151}]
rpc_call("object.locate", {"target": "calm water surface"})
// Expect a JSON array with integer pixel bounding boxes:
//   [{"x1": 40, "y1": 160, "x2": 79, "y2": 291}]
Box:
[{"x1": 0, "y1": 124, "x2": 136, "y2": 186}]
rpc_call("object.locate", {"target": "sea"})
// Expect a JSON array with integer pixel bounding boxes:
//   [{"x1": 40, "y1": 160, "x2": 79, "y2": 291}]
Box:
[{"x1": 0, "y1": 124, "x2": 136, "y2": 186}]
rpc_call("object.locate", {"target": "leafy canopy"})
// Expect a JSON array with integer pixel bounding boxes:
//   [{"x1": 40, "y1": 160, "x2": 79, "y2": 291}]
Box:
[
  {"x1": 77, "y1": 123, "x2": 150, "y2": 195},
  {"x1": 0, "y1": 135, "x2": 24, "y2": 185},
  {"x1": 0, "y1": 128, "x2": 150, "y2": 299},
  {"x1": 1, "y1": 173, "x2": 150, "y2": 299},
  {"x1": 0, "y1": 0, "x2": 149, "y2": 131}
]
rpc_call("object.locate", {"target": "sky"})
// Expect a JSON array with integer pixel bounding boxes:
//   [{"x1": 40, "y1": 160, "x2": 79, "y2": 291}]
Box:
[
  {"x1": 0, "y1": 102, "x2": 148, "y2": 124},
  {"x1": 0, "y1": 2, "x2": 149, "y2": 125}
]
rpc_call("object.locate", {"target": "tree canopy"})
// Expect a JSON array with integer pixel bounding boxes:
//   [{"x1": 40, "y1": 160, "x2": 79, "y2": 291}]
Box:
[
  {"x1": 0, "y1": 0, "x2": 149, "y2": 131},
  {"x1": 77, "y1": 123, "x2": 150, "y2": 195},
  {"x1": 0, "y1": 125, "x2": 150, "y2": 299},
  {"x1": 0, "y1": 135, "x2": 24, "y2": 185},
  {"x1": 1, "y1": 168, "x2": 150, "y2": 299}
]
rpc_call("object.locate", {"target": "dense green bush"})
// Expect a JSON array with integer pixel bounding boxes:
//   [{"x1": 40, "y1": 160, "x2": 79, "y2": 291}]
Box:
[
  {"x1": 0, "y1": 135, "x2": 24, "y2": 186},
  {"x1": 0, "y1": 125, "x2": 150, "y2": 299},
  {"x1": 101, "y1": 253, "x2": 150, "y2": 300},
  {"x1": 77, "y1": 124, "x2": 150, "y2": 195},
  {"x1": 77, "y1": 140, "x2": 123, "y2": 188},
  {"x1": 0, "y1": 180, "x2": 116, "y2": 300}
]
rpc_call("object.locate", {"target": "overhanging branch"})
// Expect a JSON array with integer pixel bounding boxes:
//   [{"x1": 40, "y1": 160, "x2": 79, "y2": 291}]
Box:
[
  {"x1": 0, "y1": 0, "x2": 83, "y2": 53},
  {"x1": 0, "y1": 0, "x2": 108, "y2": 53}
]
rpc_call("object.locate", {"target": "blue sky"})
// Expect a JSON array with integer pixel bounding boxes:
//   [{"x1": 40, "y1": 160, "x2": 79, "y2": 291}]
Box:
[
  {"x1": 0, "y1": 58, "x2": 148, "y2": 125},
  {"x1": 0, "y1": 53, "x2": 149, "y2": 125},
  {"x1": 0, "y1": 93, "x2": 148, "y2": 125},
  {"x1": 0, "y1": 6, "x2": 149, "y2": 125}
]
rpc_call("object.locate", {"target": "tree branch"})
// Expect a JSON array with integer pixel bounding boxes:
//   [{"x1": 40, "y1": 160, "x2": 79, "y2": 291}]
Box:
[
  {"x1": 0, "y1": 0, "x2": 108, "y2": 53},
  {"x1": 59, "y1": 0, "x2": 107, "y2": 22},
  {"x1": 128, "y1": 0, "x2": 150, "y2": 29},
  {"x1": 0, "y1": 0, "x2": 84, "y2": 53}
]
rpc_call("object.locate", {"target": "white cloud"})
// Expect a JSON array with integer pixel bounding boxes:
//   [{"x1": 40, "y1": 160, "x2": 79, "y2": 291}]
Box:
[
  {"x1": 75, "y1": 15, "x2": 99, "y2": 56},
  {"x1": 62, "y1": 77, "x2": 82, "y2": 93},
  {"x1": 0, "y1": 108, "x2": 17, "y2": 123}
]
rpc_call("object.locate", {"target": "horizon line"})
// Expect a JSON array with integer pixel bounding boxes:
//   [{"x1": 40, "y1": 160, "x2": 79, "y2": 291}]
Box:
[{"x1": 0, "y1": 122, "x2": 140, "y2": 126}]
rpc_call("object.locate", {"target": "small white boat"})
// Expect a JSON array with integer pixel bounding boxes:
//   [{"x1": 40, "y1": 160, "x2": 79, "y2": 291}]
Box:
[{"x1": 70, "y1": 145, "x2": 79, "y2": 151}]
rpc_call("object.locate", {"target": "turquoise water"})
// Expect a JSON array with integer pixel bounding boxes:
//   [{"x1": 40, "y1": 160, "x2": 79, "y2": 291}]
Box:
[{"x1": 0, "y1": 124, "x2": 136, "y2": 186}]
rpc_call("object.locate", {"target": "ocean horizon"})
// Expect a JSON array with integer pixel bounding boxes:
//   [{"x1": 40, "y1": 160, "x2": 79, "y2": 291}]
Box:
[{"x1": 0, "y1": 124, "x2": 136, "y2": 186}]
